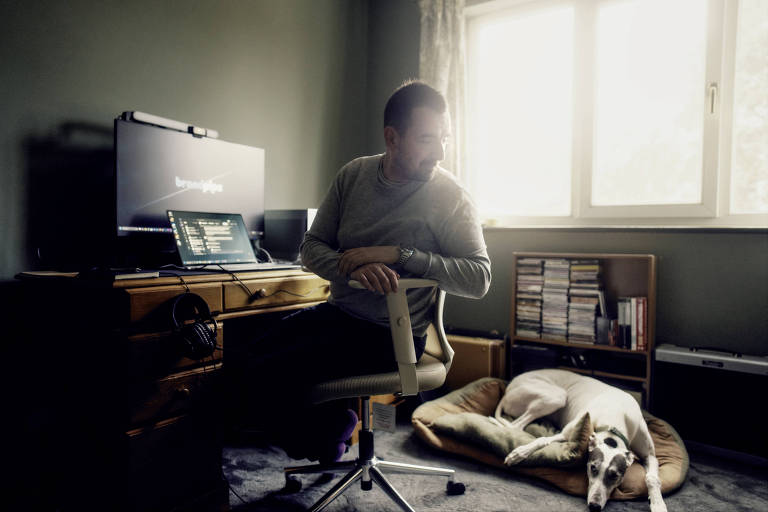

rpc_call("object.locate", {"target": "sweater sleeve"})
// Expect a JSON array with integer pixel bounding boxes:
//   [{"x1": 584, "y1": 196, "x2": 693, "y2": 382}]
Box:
[
  {"x1": 299, "y1": 174, "x2": 344, "y2": 282},
  {"x1": 402, "y1": 191, "x2": 491, "y2": 299}
]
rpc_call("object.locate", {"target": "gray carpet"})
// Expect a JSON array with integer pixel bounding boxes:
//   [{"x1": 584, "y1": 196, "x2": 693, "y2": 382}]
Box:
[{"x1": 223, "y1": 424, "x2": 768, "y2": 512}]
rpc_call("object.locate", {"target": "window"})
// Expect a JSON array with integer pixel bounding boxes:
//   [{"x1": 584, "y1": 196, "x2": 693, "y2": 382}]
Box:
[{"x1": 465, "y1": 0, "x2": 768, "y2": 227}]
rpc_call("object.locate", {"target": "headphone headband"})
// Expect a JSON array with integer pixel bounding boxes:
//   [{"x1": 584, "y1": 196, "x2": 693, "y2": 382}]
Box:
[{"x1": 171, "y1": 292, "x2": 213, "y2": 330}]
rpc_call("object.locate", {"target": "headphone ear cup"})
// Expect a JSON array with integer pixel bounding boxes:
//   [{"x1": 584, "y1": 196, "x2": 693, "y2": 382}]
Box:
[
  {"x1": 170, "y1": 293, "x2": 217, "y2": 360},
  {"x1": 179, "y1": 321, "x2": 216, "y2": 360},
  {"x1": 192, "y1": 320, "x2": 216, "y2": 359}
]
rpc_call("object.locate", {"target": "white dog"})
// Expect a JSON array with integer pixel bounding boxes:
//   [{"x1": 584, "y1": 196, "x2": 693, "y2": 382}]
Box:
[{"x1": 490, "y1": 369, "x2": 666, "y2": 512}]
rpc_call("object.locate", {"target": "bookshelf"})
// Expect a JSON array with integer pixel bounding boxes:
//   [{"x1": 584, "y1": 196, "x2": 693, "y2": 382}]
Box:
[{"x1": 510, "y1": 252, "x2": 656, "y2": 408}]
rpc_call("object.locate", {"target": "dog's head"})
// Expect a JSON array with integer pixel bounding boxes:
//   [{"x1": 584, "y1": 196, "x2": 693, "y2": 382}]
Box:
[{"x1": 585, "y1": 430, "x2": 635, "y2": 512}]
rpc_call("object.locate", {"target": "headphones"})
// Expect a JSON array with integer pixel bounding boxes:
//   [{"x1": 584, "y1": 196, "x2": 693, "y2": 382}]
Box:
[{"x1": 171, "y1": 292, "x2": 218, "y2": 360}]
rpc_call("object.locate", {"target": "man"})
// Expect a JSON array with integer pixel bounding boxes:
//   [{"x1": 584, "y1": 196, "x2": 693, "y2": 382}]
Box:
[
  {"x1": 301, "y1": 79, "x2": 490, "y2": 347},
  {"x1": 249, "y1": 80, "x2": 490, "y2": 461}
]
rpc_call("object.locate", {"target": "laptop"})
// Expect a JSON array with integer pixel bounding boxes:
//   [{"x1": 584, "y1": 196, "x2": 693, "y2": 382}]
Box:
[{"x1": 167, "y1": 210, "x2": 300, "y2": 271}]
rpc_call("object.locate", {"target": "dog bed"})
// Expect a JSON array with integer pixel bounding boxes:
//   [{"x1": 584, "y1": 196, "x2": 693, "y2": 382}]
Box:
[{"x1": 412, "y1": 377, "x2": 688, "y2": 498}]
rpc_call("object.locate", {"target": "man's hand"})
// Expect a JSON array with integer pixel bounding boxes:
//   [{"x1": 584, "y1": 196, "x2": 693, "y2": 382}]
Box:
[
  {"x1": 338, "y1": 246, "x2": 399, "y2": 277},
  {"x1": 349, "y1": 263, "x2": 400, "y2": 294}
]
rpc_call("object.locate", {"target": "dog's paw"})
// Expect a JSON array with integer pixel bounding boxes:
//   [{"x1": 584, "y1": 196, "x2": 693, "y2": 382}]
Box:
[{"x1": 504, "y1": 448, "x2": 528, "y2": 466}]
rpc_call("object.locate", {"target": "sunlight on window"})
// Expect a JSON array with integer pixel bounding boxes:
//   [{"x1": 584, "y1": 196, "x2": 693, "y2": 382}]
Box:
[
  {"x1": 730, "y1": 0, "x2": 768, "y2": 214},
  {"x1": 592, "y1": 0, "x2": 707, "y2": 206},
  {"x1": 466, "y1": 6, "x2": 573, "y2": 217}
]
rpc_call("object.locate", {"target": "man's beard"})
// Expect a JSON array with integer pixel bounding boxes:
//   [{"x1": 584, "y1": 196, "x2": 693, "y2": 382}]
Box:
[{"x1": 412, "y1": 161, "x2": 437, "y2": 181}]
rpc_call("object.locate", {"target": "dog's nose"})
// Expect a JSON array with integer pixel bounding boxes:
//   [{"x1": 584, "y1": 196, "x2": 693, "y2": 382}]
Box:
[{"x1": 588, "y1": 504, "x2": 602, "y2": 512}]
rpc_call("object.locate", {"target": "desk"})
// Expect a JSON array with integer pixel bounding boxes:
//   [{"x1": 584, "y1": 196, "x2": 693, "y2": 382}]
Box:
[{"x1": 8, "y1": 269, "x2": 329, "y2": 512}]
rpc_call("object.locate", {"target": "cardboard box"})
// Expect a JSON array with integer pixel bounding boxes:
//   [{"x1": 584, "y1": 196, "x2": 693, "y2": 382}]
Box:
[{"x1": 445, "y1": 335, "x2": 507, "y2": 390}]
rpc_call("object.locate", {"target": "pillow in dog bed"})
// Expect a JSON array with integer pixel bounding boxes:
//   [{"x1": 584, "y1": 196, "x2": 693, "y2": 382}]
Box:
[{"x1": 412, "y1": 377, "x2": 689, "y2": 499}]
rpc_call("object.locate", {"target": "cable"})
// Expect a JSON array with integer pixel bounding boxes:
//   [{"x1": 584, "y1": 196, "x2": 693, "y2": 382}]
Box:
[{"x1": 256, "y1": 246, "x2": 275, "y2": 263}]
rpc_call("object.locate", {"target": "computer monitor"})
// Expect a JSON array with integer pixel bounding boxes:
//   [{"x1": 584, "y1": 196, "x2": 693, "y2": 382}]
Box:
[
  {"x1": 263, "y1": 209, "x2": 317, "y2": 263},
  {"x1": 115, "y1": 118, "x2": 266, "y2": 239}
]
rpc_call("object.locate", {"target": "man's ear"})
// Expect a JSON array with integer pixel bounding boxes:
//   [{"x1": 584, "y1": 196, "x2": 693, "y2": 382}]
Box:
[{"x1": 384, "y1": 125, "x2": 399, "y2": 151}]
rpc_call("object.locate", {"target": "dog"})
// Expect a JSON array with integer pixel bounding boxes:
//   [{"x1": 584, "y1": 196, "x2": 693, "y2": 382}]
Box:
[{"x1": 490, "y1": 369, "x2": 666, "y2": 512}]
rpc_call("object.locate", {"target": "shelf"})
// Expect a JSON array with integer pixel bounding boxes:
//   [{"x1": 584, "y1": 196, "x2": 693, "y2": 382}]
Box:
[
  {"x1": 558, "y1": 366, "x2": 647, "y2": 383},
  {"x1": 513, "y1": 335, "x2": 649, "y2": 355},
  {"x1": 511, "y1": 251, "x2": 656, "y2": 409}
]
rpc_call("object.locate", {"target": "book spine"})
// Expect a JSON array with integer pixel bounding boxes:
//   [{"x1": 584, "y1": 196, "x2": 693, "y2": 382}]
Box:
[
  {"x1": 620, "y1": 299, "x2": 632, "y2": 349},
  {"x1": 630, "y1": 297, "x2": 637, "y2": 351},
  {"x1": 638, "y1": 297, "x2": 647, "y2": 351}
]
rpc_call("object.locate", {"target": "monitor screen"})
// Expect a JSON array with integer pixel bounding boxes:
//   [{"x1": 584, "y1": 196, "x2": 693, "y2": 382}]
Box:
[{"x1": 115, "y1": 118, "x2": 265, "y2": 238}]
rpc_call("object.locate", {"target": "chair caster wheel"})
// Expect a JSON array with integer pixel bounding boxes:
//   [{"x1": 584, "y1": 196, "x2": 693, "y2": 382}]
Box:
[
  {"x1": 284, "y1": 475, "x2": 302, "y2": 493},
  {"x1": 447, "y1": 481, "x2": 465, "y2": 495},
  {"x1": 361, "y1": 479, "x2": 373, "y2": 491}
]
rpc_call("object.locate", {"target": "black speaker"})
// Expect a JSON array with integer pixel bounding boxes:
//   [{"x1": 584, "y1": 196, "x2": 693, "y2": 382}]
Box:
[
  {"x1": 171, "y1": 293, "x2": 218, "y2": 360},
  {"x1": 263, "y1": 209, "x2": 317, "y2": 262},
  {"x1": 653, "y1": 344, "x2": 768, "y2": 458}
]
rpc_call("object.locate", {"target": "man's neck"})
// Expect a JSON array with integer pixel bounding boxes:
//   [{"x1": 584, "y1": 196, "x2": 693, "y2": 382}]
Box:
[{"x1": 381, "y1": 153, "x2": 408, "y2": 183}]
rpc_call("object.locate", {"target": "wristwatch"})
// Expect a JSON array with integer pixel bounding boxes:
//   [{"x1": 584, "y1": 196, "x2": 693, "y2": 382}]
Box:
[{"x1": 397, "y1": 245, "x2": 415, "y2": 266}]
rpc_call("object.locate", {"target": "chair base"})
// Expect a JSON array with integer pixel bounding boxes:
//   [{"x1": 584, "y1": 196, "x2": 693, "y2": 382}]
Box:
[
  {"x1": 285, "y1": 455, "x2": 462, "y2": 512},
  {"x1": 284, "y1": 396, "x2": 463, "y2": 511}
]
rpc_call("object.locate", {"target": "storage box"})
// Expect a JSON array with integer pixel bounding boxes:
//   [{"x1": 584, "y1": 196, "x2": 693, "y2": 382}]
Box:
[
  {"x1": 508, "y1": 343, "x2": 559, "y2": 377},
  {"x1": 445, "y1": 335, "x2": 507, "y2": 390},
  {"x1": 653, "y1": 344, "x2": 768, "y2": 458}
]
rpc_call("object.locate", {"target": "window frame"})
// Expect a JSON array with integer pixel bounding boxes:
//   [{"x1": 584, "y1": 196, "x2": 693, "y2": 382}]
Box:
[{"x1": 464, "y1": 0, "x2": 768, "y2": 229}]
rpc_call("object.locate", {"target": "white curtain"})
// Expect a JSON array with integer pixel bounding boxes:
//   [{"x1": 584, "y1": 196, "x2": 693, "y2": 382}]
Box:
[{"x1": 418, "y1": 0, "x2": 466, "y2": 179}]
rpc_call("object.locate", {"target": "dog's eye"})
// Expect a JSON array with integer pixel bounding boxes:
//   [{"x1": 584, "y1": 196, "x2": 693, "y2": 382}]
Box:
[
  {"x1": 590, "y1": 465, "x2": 599, "y2": 476},
  {"x1": 606, "y1": 470, "x2": 619, "y2": 481}
]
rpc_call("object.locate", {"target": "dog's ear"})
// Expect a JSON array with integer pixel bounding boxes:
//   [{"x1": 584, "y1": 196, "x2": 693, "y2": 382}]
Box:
[
  {"x1": 625, "y1": 451, "x2": 635, "y2": 466},
  {"x1": 589, "y1": 434, "x2": 597, "y2": 450}
]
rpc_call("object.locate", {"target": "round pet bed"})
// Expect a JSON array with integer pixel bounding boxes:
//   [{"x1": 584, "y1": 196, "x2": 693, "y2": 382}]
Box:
[{"x1": 411, "y1": 377, "x2": 688, "y2": 498}]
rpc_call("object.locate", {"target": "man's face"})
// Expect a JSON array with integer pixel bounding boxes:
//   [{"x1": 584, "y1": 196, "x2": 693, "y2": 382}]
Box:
[{"x1": 389, "y1": 106, "x2": 450, "y2": 182}]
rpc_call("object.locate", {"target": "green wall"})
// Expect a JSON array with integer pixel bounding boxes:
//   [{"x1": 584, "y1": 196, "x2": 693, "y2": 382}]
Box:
[{"x1": 0, "y1": 0, "x2": 368, "y2": 277}]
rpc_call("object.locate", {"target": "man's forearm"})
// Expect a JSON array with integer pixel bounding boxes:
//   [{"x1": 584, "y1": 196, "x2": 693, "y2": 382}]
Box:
[
  {"x1": 404, "y1": 249, "x2": 491, "y2": 299},
  {"x1": 299, "y1": 233, "x2": 343, "y2": 281}
]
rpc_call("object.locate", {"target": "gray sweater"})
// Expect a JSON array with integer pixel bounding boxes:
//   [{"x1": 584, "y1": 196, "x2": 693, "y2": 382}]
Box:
[{"x1": 300, "y1": 154, "x2": 491, "y2": 335}]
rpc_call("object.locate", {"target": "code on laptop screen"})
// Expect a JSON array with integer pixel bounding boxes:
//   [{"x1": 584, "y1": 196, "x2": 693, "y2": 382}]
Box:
[{"x1": 168, "y1": 211, "x2": 257, "y2": 265}]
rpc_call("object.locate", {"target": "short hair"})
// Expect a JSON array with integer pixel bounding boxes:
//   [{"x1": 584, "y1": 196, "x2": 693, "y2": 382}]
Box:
[{"x1": 383, "y1": 80, "x2": 447, "y2": 134}]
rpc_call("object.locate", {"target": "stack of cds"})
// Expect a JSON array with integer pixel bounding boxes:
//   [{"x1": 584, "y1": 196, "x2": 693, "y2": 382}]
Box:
[
  {"x1": 515, "y1": 258, "x2": 543, "y2": 338},
  {"x1": 567, "y1": 260, "x2": 602, "y2": 344},
  {"x1": 541, "y1": 259, "x2": 570, "y2": 341}
]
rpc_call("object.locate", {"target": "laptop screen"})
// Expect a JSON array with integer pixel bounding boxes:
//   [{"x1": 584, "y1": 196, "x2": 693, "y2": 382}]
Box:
[{"x1": 168, "y1": 210, "x2": 258, "y2": 266}]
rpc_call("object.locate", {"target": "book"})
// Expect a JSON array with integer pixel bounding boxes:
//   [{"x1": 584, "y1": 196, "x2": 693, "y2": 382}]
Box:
[
  {"x1": 630, "y1": 297, "x2": 637, "y2": 350},
  {"x1": 637, "y1": 297, "x2": 647, "y2": 351},
  {"x1": 617, "y1": 296, "x2": 647, "y2": 351}
]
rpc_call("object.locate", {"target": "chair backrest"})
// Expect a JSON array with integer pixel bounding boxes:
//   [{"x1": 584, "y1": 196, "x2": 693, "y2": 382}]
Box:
[
  {"x1": 423, "y1": 288, "x2": 454, "y2": 373},
  {"x1": 352, "y1": 278, "x2": 453, "y2": 396}
]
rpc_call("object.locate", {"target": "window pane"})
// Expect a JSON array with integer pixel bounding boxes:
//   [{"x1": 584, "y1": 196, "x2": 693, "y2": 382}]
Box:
[
  {"x1": 730, "y1": 0, "x2": 768, "y2": 214},
  {"x1": 592, "y1": 0, "x2": 707, "y2": 206},
  {"x1": 467, "y1": 6, "x2": 573, "y2": 217}
]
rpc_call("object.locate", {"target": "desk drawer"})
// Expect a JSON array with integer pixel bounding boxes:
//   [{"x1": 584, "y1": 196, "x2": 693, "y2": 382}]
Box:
[
  {"x1": 128, "y1": 325, "x2": 224, "y2": 378},
  {"x1": 223, "y1": 275, "x2": 329, "y2": 311},
  {"x1": 122, "y1": 283, "x2": 223, "y2": 325},
  {"x1": 129, "y1": 366, "x2": 220, "y2": 426}
]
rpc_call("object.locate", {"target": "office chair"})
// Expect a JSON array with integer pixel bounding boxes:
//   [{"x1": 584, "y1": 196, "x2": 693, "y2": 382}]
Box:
[{"x1": 284, "y1": 278, "x2": 464, "y2": 512}]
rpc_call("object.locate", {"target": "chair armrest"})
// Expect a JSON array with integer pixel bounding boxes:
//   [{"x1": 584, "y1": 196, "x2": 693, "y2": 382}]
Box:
[
  {"x1": 348, "y1": 279, "x2": 438, "y2": 396},
  {"x1": 348, "y1": 278, "x2": 437, "y2": 291}
]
